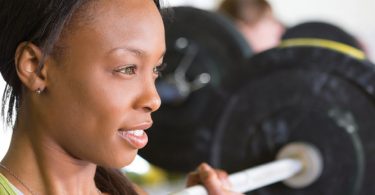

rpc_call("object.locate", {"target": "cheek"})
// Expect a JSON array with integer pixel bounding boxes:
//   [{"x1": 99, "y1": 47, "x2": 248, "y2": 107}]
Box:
[
  {"x1": 45, "y1": 66, "x2": 136, "y2": 141},
  {"x1": 43, "y1": 68, "x2": 140, "y2": 164}
]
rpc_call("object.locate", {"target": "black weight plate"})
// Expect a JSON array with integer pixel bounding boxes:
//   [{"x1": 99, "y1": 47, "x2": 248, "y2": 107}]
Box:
[
  {"x1": 246, "y1": 47, "x2": 375, "y2": 105},
  {"x1": 282, "y1": 21, "x2": 363, "y2": 50},
  {"x1": 211, "y1": 47, "x2": 375, "y2": 195},
  {"x1": 140, "y1": 6, "x2": 252, "y2": 172}
]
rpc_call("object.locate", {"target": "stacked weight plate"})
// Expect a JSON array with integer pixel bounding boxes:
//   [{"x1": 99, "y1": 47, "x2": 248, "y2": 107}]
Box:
[
  {"x1": 139, "y1": 6, "x2": 252, "y2": 172},
  {"x1": 211, "y1": 37, "x2": 375, "y2": 194}
]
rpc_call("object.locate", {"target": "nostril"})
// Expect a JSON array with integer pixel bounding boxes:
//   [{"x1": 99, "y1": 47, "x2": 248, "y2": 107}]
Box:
[{"x1": 143, "y1": 106, "x2": 153, "y2": 112}]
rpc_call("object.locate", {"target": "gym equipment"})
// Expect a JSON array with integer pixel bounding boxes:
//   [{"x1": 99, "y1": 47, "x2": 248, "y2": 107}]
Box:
[
  {"x1": 141, "y1": 12, "x2": 375, "y2": 194},
  {"x1": 169, "y1": 40, "x2": 375, "y2": 194},
  {"x1": 282, "y1": 21, "x2": 363, "y2": 50},
  {"x1": 171, "y1": 142, "x2": 323, "y2": 195},
  {"x1": 209, "y1": 40, "x2": 375, "y2": 195},
  {"x1": 140, "y1": 6, "x2": 252, "y2": 172}
]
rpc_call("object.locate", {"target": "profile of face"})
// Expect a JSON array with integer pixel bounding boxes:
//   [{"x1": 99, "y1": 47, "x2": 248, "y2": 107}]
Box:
[{"x1": 26, "y1": 0, "x2": 165, "y2": 168}]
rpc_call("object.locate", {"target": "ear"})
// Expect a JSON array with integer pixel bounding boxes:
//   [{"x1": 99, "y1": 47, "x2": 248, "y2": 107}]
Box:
[{"x1": 15, "y1": 42, "x2": 47, "y2": 93}]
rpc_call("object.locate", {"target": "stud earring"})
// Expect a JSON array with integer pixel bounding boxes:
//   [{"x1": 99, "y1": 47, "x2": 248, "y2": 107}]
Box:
[{"x1": 36, "y1": 88, "x2": 43, "y2": 94}]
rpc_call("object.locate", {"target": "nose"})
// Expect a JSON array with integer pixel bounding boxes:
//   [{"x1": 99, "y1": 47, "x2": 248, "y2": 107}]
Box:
[{"x1": 137, "y1": 79, "x2": 161, "y2": 113}]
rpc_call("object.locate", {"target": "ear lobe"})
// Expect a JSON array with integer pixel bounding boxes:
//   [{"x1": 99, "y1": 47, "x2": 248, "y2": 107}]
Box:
[{"x1": 15, "y1": 42, "x2": 47, "y2": 92}]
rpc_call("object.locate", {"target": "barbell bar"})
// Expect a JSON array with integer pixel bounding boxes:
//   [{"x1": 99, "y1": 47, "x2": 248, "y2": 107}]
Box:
[{"x1": 170, "y1": 142, "x2": 323, "y2": 195}]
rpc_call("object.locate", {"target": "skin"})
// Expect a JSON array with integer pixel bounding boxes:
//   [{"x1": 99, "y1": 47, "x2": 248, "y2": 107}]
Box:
[
  {"x1": 1, "y1": 0, "x2": 163, "y2": 194},
  {"x1": 0, "y1": 0, "x2": 241, "y2": 194},
  {"x1": 236, "y1": 9, "x2": 285, "y2": 53},
  {"x1": 187, "y1": 163, "x2": 244, "y2": 195}
]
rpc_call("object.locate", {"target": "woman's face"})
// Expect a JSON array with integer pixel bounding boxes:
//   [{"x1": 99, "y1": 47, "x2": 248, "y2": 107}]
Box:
[{"x1": 39, "y1": 0, "x2": 165, "y2": 167}]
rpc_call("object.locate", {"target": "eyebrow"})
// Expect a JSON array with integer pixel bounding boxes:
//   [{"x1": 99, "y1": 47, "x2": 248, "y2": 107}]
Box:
[{"x1": 110, "y1": 46, "x2": 166, "y2": 59}]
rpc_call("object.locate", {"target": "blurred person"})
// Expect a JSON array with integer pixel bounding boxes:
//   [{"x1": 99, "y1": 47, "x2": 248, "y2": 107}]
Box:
[{"x1": 218, "y1": 0, "x2": 285, "y2": 53}]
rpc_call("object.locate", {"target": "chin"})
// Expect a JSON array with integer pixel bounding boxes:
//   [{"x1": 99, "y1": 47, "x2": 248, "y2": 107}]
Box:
[{"x1": 109, "y1": 150, "x2": 139, "y2": 169}]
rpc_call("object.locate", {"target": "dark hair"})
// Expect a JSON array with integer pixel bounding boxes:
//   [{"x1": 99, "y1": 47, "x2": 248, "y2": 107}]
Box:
[
  {"x1": 0, "y1": 0, "x2": 161, "y2": 194},
  {"x1": 218, "y1": 0, "x2": 271, "y2": 25},
  {"x1": 0, "y1": 0, "x2": 88, "y2": 125}
]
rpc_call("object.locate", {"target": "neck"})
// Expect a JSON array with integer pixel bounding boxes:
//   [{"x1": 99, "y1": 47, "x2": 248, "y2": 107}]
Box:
[{"x1": 1, "y1": 124, "x2": 100, "y2": 195}]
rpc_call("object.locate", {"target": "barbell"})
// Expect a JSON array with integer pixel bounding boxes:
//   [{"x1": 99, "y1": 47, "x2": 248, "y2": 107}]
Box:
[
  {"x1": 171, "y1": 142, "x2": 323, "y2": 195},
  {"x1": 168, "y1": 41, "x2": 375, "y2": 194},
  {"x1": 140, "y1": 6, "x2": 375, "y2": 195}
]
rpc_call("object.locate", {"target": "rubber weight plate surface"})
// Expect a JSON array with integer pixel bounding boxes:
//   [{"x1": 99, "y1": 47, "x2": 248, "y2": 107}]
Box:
[
  {"x1": 140, "y1": 6, "x2": 252, "y2": 172},
  {"x1": 211, "y1": 47, "x2": 375, "y2": 195}
]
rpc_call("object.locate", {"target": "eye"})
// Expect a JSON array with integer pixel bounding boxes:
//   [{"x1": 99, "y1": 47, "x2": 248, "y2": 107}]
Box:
[
  {"x1": 115, "y1": 65, "x2": 137, "y2": 75},
  {"x1": 153, "y1": 62, "x2": 167, "y2": 77}
]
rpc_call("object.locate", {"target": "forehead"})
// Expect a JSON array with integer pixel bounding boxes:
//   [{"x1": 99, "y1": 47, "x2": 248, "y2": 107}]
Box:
[
  {"x1": 92, "y1": 0, "x2": 162, "y2": 34},
  {"x1": 59, "y1": 0, "x2": 165, "y2": 56}
]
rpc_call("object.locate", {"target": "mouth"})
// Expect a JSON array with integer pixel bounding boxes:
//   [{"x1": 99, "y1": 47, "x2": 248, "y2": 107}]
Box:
[
  {"x1": 117, "y1": 129, "x2": 149, "y2": 149},
  {"x1": 120, "y1": 129, "x2": 145, "y2": 136}
]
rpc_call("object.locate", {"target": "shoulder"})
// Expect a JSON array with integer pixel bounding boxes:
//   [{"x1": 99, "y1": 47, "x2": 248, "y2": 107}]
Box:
[{"x1": 0, "y1": 173, "x2": 18, "y2": 195}]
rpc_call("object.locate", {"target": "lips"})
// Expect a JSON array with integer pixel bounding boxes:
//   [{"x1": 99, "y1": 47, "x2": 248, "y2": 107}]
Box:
[{"x1": 117, "y1": 123, "x2": 151, "y2": 149}]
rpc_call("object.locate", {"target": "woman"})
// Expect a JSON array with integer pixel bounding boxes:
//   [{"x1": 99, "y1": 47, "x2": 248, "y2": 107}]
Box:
[{"x1": 0, "y1": 0, "x2": 242, "y2": 194}]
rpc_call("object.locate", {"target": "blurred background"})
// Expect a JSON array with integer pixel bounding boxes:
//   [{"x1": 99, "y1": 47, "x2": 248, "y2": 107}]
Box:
[
  {"x1": 1, "y1": 0, "x2": 375, "y2": 194},
  {"x1": 164, "y1": 0, "x2": 375, "y2": 60}
]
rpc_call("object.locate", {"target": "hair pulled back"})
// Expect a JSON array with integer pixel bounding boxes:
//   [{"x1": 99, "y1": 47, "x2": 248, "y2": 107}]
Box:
[
  {"x1": 0, "y1": 0, "x2": 161, "y2": 194},
  {"x1": 0, "y1": 0, "x2": 90, "y2": 125}
]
